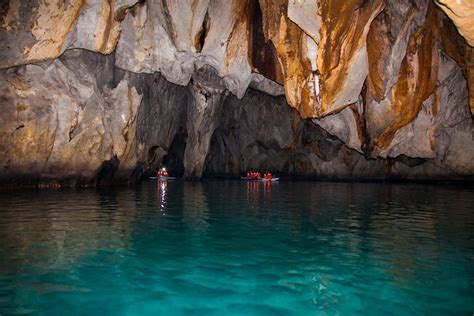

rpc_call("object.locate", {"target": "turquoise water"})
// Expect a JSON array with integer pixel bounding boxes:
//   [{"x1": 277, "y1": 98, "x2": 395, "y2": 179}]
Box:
[{"x1": 0, "y1": 181, "x2": 473, "y2": 315}]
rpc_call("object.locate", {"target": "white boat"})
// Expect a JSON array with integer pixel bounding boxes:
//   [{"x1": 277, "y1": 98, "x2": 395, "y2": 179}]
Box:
[{"x1": 149, "y1": 176, "x2": 176, "y2": 180}]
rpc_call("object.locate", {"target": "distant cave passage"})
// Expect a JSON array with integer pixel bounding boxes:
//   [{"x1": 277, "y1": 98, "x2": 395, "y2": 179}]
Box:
[{"x1": 162, "y1": 129, "x2": 187, "y2": 177}]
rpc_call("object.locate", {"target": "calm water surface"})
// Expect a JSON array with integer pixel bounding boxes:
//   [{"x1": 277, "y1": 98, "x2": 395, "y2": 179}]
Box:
[{"x1": 0, "y1": 181, "x2": 473, "y2": 315}]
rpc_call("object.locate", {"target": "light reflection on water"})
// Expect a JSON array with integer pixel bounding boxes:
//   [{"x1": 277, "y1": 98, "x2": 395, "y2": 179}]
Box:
[{"x1": 0, "y1": 181, "x2": 473, "y2": 315}]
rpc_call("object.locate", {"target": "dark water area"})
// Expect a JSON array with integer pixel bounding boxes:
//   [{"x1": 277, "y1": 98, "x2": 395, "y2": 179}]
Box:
[{"x1": 0, "y1": 180, "x2": 473, "y2": 315}]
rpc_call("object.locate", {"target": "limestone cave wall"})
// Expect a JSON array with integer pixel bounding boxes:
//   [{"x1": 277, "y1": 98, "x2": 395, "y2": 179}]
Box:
[{"x1": 0, "y1": 0, "x2": 473, "y2": 185}]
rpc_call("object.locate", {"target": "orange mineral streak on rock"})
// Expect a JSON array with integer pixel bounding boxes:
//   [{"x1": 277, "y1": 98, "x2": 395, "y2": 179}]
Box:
[
  {"x1": 258, "y1": 0, "x2": 383, "y2": 118},
  {"x1": 439, "y1": 14, "x2": 474, "y2": 116},
  {"x1": 374, "y1": 5, "x2": 440, "y2": 150},
  {"x1": 23, "y1": 0, "x2": 86, "y2": 62},
  {"x1": 224, "y1": 0, "x2": 249, "y2": 73},
  {"x1": 435, "y1": 0, "x2": 474, "y2": 47},
  {"x1": 366, "y1": 11, "x2": 390, "y2": 102},
  {"x1": 248, "y1": 0, "x2": 283, "y2": 84},
  {"x1": 94, "y1": 0, "x2": 123, "y2": 54},
  {"x1": 367, "y1": 5, "x2": 419, "y2": 102},
  {"x1": 277, "y1": 17, "x2": 313, "y2": 118},
  {"x1": 258, "y1": 0, "x2": 317, "y2": 118},
  {"x1": 317, "y1": 0, "x2": 383, "y2": 114}
]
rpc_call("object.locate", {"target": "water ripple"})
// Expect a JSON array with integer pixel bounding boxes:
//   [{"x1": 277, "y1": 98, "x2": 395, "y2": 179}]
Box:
[{"x1": 0, "y1": 182, "x2": 473, "y2": 315}]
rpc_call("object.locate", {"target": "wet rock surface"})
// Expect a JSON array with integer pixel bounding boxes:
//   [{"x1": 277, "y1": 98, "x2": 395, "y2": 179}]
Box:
[
  {"x1": 0, "y1": 50, "x2": 141, "y2": 186},
  {"x1": 204, "y1": 88, "x2": 469, "y2": 180},
  {"x1": 0, "y1": 0, "x2": 473, "y2": 185}
]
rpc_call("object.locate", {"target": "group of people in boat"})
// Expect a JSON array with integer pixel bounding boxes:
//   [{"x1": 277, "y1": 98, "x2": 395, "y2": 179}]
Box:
[
  {"x1": 246, "y1": 171, "x2": 273, "y2": 179},
  {"x1": 156, "y1": 167, "x2": 169, "y2": 177}
]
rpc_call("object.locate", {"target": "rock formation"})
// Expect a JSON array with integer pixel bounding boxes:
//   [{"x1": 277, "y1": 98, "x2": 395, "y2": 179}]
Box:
[{"x1": 0, "y1": 0, "x2": 473, "y2": 185}]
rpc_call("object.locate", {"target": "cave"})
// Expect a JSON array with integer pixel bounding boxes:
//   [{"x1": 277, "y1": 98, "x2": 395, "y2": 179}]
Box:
[
  {"x1": 0, "y1": 0, "x2": 473, "y2": 314},
  {"x1": 1, "y1": 0, "x2": 473, "y2": 185},
  {"x1": 162, "y1": 127, "x2": 187, "y2": 178}
]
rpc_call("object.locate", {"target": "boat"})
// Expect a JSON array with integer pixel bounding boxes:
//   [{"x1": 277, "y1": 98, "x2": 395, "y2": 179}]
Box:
[
  {"x1": 240, "y1": 177, "x2": 279, "y2": 182},
  {"x1": 149, "y1": 176, "x2": 176, "y2": 180},
  {"x1": 151, "y1": 167, "x2": 175, "y2": 180}
]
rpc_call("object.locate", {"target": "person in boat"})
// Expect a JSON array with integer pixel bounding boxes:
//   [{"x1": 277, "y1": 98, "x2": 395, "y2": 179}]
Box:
[{"x1": 157, "y1": 167, "x2": 168, "y2": 177}]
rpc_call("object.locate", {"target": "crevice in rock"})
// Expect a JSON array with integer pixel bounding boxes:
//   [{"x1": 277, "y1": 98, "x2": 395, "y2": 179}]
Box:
[
  {"x1": 394, "y1": 154, "x2": 427, "y2": 167},
  {"x1": 116, "y1": 0, "x2": 146, "y2": 22},
  {"x1": 195, "y1": 11, "x2": 210, "y2": 53},
  {"x1": 248, "y1": 0, "x2": 281, "y2": 83},
  {"x1": 68, "y1": 112, "x2": 78, "y2": 142},
  {"x1": 359, "y1": 83, "x2": 372, "y2": 158}
]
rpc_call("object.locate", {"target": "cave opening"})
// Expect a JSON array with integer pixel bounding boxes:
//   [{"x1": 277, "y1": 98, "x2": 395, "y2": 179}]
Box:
[{"x1": 162, "y1": 128, "x2": 187, "y2": 178}]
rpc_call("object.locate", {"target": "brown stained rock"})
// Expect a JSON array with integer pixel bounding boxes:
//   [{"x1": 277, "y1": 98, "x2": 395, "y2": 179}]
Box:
[
  {"x1": 248, "y1": 0, "x2": 283, "y2": 84},
  {"x1": 94, "y1": 0, "x2": 120, "y2": 54},
  {"x1": 23, "y1": 0, "x2": 86, "y2": 61},
  {"x1": 276, "y1": 17, "x2": 313, "y2": 117},
  {"x1": 258, "y1": 0, "x2": 319, "y2": 118},
  {"x1": 0, "y1": 51, "x2": 142, "y2": 182},
  {"x1": 317, "y1": 0, "x2": 383, "y2": 115},
  {"x1": 366, "y1": 1, "x2": 426, "y2": 102},
  {"x1": 365, "y1": 3, "x2": 440, "y2": 152},
  {"x1": 0, "y1": 0, "x2": 140, "y2": 69},
  {"x1": 258, "y1": 0, "x2": 383, "y2": 118},
  {"x1": 435, "y1": 0, "x2": 474, "y2": 47},
  {"x1": 1, "y1": 0, "x2": 474, "y2": 183},
  {"x1": 439, "y1": 13, "x2": 474, "y2": 116},
  {"x1": 367, "y1": 11, "x2": 390, "y2": 102},
  {"x1": 220, "y1": 0, "x2": 253, "y2": 97},
  {"x1": 3, "y1": 0, "x2": 466, "y2": 123}
]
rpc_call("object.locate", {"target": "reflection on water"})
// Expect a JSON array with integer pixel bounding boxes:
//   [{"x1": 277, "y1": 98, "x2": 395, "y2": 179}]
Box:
[
  {"x1": 0, "y1": 181, "x2": 473, "y2": 315},
  {"x1": 246, "y1": 181, "x2": 275, "y2": 206},
  {"x1": 182, "y1": 182, "x2": 210, "y2": 232},
  {"x1": 157, "y1": 180, "x2": 168, "y2": 215}
]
